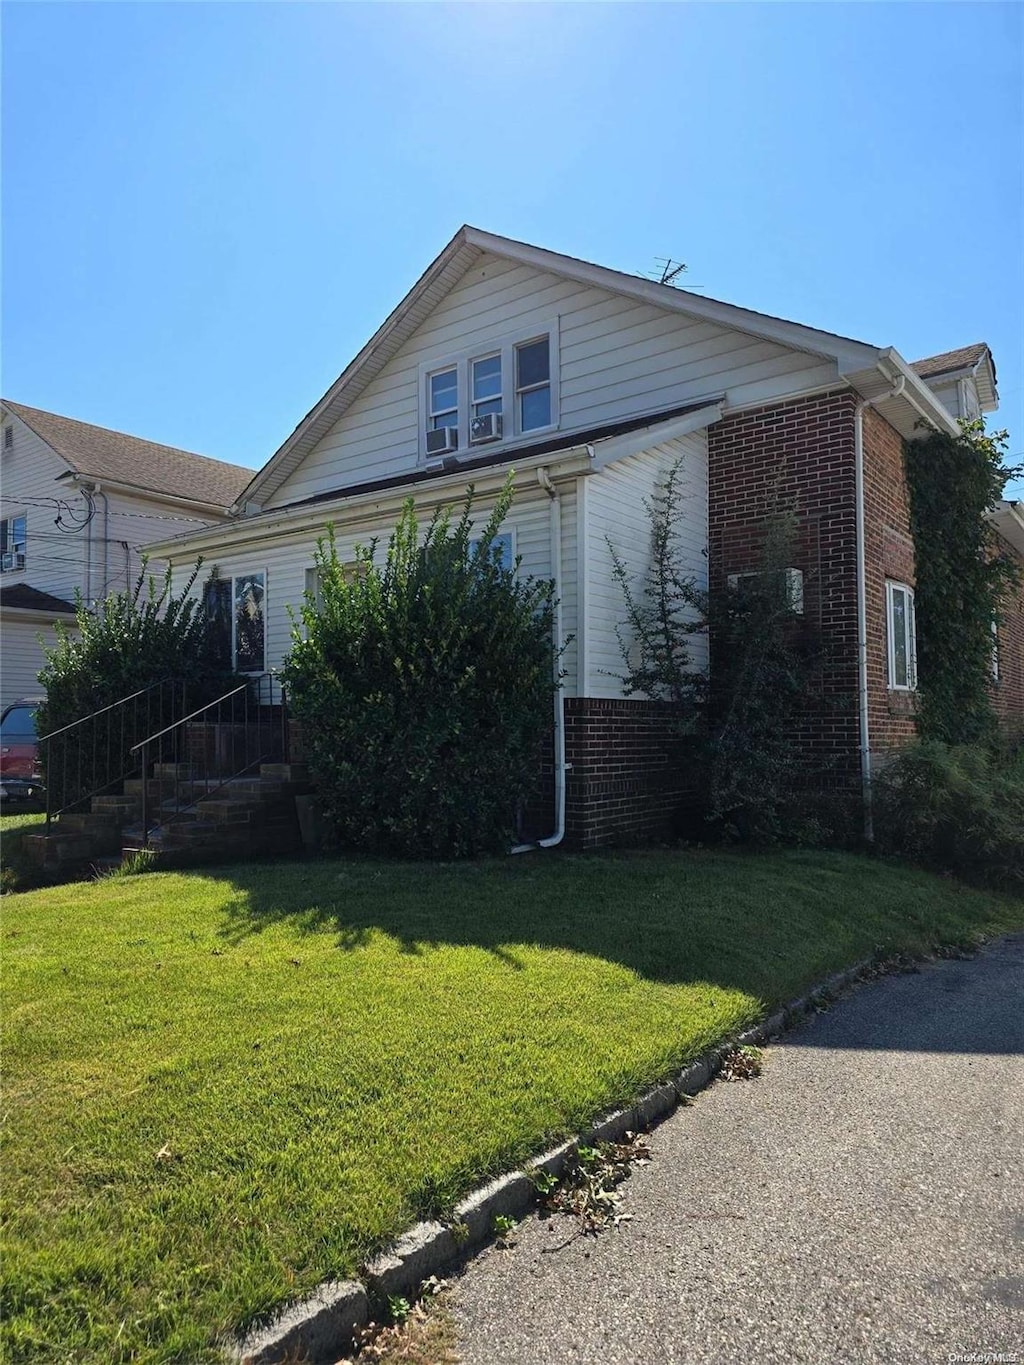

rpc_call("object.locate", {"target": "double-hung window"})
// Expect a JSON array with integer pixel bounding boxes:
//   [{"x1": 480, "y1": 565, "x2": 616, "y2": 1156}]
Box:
[
  {"x1": 515, "y1": 337, "x2": 551, "y2": 432},
  {"x1": 0, "y1": 513, "x2": 26, "y2": 572},
  {"x1": 419, "y1": 321, "x2": 558, "y2": 460},
  {"x1": 886, "y1": 581, "x2": 917, "y2": 690},
  {"x1": 428, "y1": 368, "x2": 459, "y2": 446},
  {"x1": 203, "y1": 571, "x2": 266, "y2": 673}
]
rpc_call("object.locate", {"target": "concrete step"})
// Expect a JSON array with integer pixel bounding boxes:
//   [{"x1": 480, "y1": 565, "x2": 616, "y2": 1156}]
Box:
[
  {"x1": 21, "y1": 831, "x2": 97, "y2": 866},
  {"x1": 260, "y1": 762, "x2": 309, "y2": 782},
  {"x1": 122, "y1": 776, "x2": 181, "y2": 798},
  {"x1": 152, "y1": 763, "x2": 195, "y2": 778},
  {"x1": 195, "y1": 798, "x2": 259, "y2": 824},
  {"x1": 92, "y1": 794, "x2": 142, "y2": 817},
  {"x1": 56, "y1": 812, "x2": 118, "y2": 833}
]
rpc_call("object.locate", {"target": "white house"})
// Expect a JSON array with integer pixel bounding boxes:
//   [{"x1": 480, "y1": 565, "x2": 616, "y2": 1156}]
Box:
[
  {"x1": 146, "y1": 226, "x2": 1014, "y2": 846},
  {"x1": 0, "y1": 402, "x2": 252, "y2": 708}
]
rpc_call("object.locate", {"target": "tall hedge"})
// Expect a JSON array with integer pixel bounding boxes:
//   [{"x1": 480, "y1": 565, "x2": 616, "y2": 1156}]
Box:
[{"x1": 281, "y1": 483, "x2": 558, "y2": 858}]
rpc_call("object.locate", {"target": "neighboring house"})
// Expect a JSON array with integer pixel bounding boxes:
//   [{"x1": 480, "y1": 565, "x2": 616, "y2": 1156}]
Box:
[
  {"x1": 0, "y1": 402, "x2": 252, "y2": 707},
  {"x1": 146, "y1": 227, "x2": 1022, "y2": 847}
]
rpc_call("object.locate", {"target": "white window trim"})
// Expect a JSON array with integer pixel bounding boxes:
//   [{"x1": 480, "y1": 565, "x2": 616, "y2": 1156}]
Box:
[
  {"x1": 417, "y1": 318, "x2": 560, "y2": 464},
  {"x1": 885, "y1": 580, "x2": 917, "y2": 691},
  {"x1": 0, "y1": 511, "x2": 27, "y2": 574}
]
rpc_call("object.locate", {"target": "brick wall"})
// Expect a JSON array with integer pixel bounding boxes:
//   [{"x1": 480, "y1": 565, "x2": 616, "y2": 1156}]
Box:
[
  {"x1": 563, "y1": 698, "x2": 697, "y2": 848},
  {"x1": 993, "y1": 538, "x2": 1024, "y2": 738},
  {"x1": 707, "y1": 390, "x2": 862, "y2": 777},
  {"x1": 861, "y1": 406, "x2": 919, "y2": 753}
]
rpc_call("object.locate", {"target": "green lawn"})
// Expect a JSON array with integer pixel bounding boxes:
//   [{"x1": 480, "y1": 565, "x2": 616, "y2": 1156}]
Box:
[{"x1": 2, "y1": 849, "x2": 1021, "y2": 1363}]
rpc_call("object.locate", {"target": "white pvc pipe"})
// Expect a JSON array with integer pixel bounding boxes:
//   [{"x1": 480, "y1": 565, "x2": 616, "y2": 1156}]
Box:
[{"x1": 512, "y1": 466, "x2": 566, "y2": 853}]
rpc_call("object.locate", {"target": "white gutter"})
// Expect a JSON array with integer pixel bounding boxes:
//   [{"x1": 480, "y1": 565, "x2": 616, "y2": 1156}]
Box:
[
  {"x1": 512, "y1": 466, "x2": 567, "y2": 853},
  {"x1": 854, "y1": 370, "x2": 906, "y2": 842}
]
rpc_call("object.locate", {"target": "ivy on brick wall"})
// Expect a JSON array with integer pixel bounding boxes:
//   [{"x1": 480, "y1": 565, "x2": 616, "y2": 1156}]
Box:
[{"x1": 904, "y1": 421, "x2": 1021, "y2": 745}]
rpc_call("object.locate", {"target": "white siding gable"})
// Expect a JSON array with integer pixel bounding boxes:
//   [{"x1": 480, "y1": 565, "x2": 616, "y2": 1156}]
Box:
[
  {"x1": 582, "y1": 432, "x2": 708, "y2": 699},
  {"x1": 0, "y1": 412, "x2": 84, "y2": 602},
  {"x1": 265, "y1": 254, "x2": 838, "y2": 510}
]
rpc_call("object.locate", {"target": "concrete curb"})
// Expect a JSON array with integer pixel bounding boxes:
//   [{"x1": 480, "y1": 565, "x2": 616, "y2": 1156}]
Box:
[{"x1": 230, "y1": 954, "x2": 876, "y2": 1364}]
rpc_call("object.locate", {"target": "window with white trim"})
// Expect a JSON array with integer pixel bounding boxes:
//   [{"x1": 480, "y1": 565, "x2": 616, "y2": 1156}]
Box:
[
  {"x1": 428, "y1": 367, "x2": 459, "y2": 445},
  {"x1": 418, "y1": 321, "x2": 558, "y2": 460},
  {"x1": 886, "y1": 581, "x2": 917, "y2": 690},
  {"x1": 0, "y1": 513, "x2": 27, "y2": 572},
  {"x1": 516, "y1": 337, "x2": 551, "y2": 432}
]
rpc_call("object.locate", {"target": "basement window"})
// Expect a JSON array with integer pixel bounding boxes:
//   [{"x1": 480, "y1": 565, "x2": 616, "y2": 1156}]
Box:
[{"x1": 886, "y1": 581, "x2": 917, "y2": 690}]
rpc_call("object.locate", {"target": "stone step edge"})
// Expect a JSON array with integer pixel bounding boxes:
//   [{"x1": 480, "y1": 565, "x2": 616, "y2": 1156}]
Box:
[{"x1": 229, "y1": 955, "x2": 877, "y2": 1365}]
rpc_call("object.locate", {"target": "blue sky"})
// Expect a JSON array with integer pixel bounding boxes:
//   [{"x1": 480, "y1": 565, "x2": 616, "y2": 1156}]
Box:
[{"x1": 3, "y1": 2, "x2": 1022, "y2": 493}]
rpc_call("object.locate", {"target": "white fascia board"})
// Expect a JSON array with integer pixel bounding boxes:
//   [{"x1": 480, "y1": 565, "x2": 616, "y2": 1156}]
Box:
[
  {"x1": 145, "y1": 445, "x2": 590, "y2": 562},
  {"x1": 589, "y1": 401, "x2": 724, "y2": 471}
]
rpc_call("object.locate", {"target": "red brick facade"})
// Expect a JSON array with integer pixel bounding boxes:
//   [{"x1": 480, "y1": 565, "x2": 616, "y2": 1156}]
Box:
[
  {"x1": 993, "y1": 538, "x2": 1024, "y2": 738},
  {"x1": 706, "y1": 390, "x2": 862, "y2": 781},
  {"x1": 563, "y1": 698, "x2": 696, "y2": 848}
]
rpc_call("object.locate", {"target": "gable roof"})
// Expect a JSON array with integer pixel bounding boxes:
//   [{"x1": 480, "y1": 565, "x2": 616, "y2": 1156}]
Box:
[
  {"x1": 2, "y1": 401, "x2": 252, "y2": 509},
  {"x1": 910, "y1": 343, "x2": 990, "y2": 379},
  {"x1": 0, "y1": 584, "x2": 77, "y2": 617},
  {"x1": 244, "y1": 224, "x2": 909, "y2": 508},
  {"x1": 909, "y1": 342, "x2": 998, "y2": 412}
]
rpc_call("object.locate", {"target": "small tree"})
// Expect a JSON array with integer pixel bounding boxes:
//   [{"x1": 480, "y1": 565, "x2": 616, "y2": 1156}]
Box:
[{"x1": 281, "y1": 480, "x2": 558, "y2": 858}]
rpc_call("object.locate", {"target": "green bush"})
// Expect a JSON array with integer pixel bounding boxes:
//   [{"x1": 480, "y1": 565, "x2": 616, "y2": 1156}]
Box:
[
  {"x1": 37, "y1": 563, "x2": 236, "y2": 811},
  {"x1": 874, "y1": 741, "x2": 1024, "y2": 890},
  {"x1": 281, "y1": 483, "x2": 558, "y2": 858}
]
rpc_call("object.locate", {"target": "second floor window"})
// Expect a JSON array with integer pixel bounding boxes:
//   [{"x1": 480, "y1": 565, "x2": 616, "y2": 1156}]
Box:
[
  {"x1": 471, "y1": 354, "x2": 502, "y2": 419},
  {"x1": 0, "y1": 514, "x2": 26, "y2": 572},
  {"x1": 429, "y1": 368, "x2": 459, "y2": 443},
  {"x1": 516, "y1": 337, "x2": 551, "y2": 431}
]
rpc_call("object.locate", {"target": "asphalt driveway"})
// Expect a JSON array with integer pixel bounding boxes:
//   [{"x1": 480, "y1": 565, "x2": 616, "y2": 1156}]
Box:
[{"x1": 453, "y1": 934, "x2": 1024, "y2": 1364}]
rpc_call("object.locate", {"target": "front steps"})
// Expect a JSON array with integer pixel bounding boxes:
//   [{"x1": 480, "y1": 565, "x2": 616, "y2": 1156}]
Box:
[{"x1": 23, "y1": 763, "x2": 313, "y2": 874}]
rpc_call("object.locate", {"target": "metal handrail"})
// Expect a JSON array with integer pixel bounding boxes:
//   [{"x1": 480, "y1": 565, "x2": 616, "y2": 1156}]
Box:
[
  {"x1": 42, "y1": 677, "x2": 188, "y2": 828},
  {"x1": 129, "y1": 682, "x2": 251, "y2": 753},
  {"x1": 39, "y1": 678, "x2": 174, "y2": 742},
  {"x1": 131, "y1": 672, "x2": 288, "y2": 848}
]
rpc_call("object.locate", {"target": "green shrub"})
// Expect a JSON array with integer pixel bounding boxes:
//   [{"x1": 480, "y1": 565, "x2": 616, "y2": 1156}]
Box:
[
  {"x1": 37, "y1": 563, "x2": 236, "y2": 811},
  {"x1": 874, "y1": 741, "x2": 1024, "y2": 890},
  {"x1": 281, "y1": 483, "x2": 558, "y2": 859}
]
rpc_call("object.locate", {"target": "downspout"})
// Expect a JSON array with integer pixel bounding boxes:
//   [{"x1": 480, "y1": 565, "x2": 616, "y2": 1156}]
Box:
[
  {"x1": 854, "y1": 371, "x2": 905, "y2": 843},
  {"x1": 94, "y1": 486, "x2": 111, "y2": 596},
  {"x1": 512, "y1": 466, "x2": 567, "y2": 852}
]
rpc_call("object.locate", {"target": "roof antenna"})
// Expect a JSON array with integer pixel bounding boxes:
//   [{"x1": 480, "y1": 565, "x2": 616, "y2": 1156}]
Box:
[{"x1": 639, "y1": 257, "x2": 689, "y2": 288}]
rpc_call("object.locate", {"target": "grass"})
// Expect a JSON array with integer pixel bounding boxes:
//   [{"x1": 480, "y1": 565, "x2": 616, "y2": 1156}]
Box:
[
  {"x1": 1, "y1": 809, "x2": 46, "y2": 893},
  {"x1": 2, "y1": 848, "x2": 1021, "y2": 1363}
]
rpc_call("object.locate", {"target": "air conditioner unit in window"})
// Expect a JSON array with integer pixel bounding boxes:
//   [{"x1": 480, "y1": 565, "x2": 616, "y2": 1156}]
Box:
[
  {"x1": 1, "y1": 554, "x2": 12, "y2": 572},
  {"x1": 469, "y1": 412, "x2": 503, "y2": 445},
  {"x1": 13, "y1": 553, "x2": 25, "y2": 570},
  {"x1": 426, "y1": 426, "x2": 458, "y2": 458},
  {"x1": 727, "y1": 566, "x2": 804, "y2": 614}
]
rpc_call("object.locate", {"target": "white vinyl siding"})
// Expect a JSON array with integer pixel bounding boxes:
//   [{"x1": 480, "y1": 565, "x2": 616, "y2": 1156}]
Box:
[
  {"x1": 170, "y1": 478, "x2": 580, "y2": 695},
  {"x1": 266, "y1": 254, "x2": 838, "y2": 509},
  {"x1": 582, "y1": 432, "x2": 709, "y2": 698},
  {"x1": 0, "y1": 619, "x2": 73, "y2": 709}
]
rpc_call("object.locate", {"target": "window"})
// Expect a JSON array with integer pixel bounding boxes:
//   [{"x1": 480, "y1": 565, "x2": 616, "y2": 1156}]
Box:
[
  {"x1": 0, "y1": 514, "x2": 26, "y2": 572},
  {"x1": 471, "y1": 354, "x2": 502, "y2": 419},
  {"x1": 204, "y1": 572, "x2": 266, "y2": 672},
  {"x1": 469, "y1": 531, "x2": 514, "y2": 571},
  {"x1": 418, "y1": 321, "x2": 558, "y2": 459},
  {"x1": 516, "y1": 337, "x2": 551, "y2": 431},
  {"x1": 886, "y1": 581, "x2": 917, "y2": 690},
  {"x1": 429, "y1": 368, "x2": 459, "y2": 443}
]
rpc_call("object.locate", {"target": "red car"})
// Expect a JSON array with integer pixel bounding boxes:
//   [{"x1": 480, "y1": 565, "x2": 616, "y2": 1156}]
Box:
[{"x1": 0, "y1": 697, "x2": 44, "y2": 803}]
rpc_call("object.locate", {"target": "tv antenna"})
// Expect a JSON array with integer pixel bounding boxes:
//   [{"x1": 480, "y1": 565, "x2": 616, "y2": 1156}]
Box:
[{"x1": 640, "y1": 257, "x2": 689, "y2": 288}]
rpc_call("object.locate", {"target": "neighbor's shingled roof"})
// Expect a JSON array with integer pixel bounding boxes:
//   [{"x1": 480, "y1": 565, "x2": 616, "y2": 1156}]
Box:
[
  {"x1": 909, "y1": 343, "x2": 990, "y2": 380},
  {"x1": 2, "y1": 401, "x2": 252, "y2": 508},
  {"x1": 0, "y1": 584, "x2": 77, "y2": 615}
]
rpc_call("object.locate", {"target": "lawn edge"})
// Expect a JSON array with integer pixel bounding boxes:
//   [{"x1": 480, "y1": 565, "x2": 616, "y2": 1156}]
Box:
[{"x1": 230, "y1": 950, "x2": 881, "y2": 1365}]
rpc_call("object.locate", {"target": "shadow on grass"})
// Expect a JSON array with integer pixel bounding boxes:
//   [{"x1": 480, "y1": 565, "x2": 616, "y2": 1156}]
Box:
[{"x1": 211, "y1": 846, "x2": 1024, "y2": 1051}]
